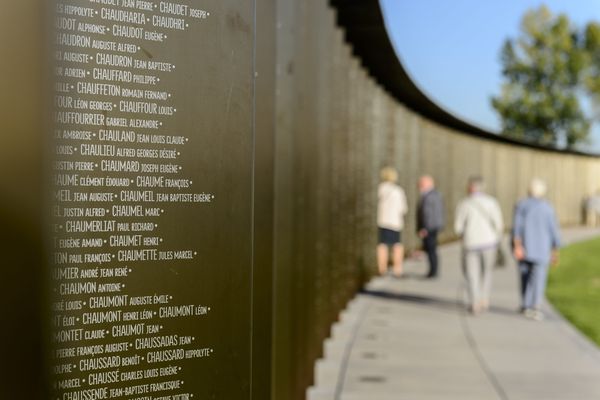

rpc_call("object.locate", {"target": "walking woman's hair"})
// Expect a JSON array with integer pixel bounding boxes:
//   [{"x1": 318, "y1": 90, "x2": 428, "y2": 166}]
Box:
[{"x1": 380, "y1": 166, "x2": 398, "y2": 183}]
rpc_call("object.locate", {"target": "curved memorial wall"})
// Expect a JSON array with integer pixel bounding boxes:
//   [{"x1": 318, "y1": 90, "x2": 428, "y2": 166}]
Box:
[
  {"x1": 0, "y1": 1, "x2": 599, "y2": 400},
  {"x1": 272, "y1": 0, "x2": 600, "y2": 398}
]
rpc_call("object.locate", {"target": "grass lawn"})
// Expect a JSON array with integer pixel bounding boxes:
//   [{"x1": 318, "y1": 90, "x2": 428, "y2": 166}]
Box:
[{"x1": 547, "y1": 236, "x2": 600, "y2": 346}]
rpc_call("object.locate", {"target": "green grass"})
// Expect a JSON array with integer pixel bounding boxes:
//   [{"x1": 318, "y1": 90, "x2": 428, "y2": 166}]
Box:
[{"x1": 547, "y1": 236, "x2": 600, "y2": 346}]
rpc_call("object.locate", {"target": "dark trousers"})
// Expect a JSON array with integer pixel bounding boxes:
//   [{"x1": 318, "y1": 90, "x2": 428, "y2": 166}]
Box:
[{"x1": 423, "y1": 230, "x2": 439, "y2": 277}]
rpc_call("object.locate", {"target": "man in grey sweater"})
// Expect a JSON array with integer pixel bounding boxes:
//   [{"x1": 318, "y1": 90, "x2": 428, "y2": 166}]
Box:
[
  {"x1": 417, "y1": 175, "x2": 445, "y2": 278},
  {"x1": 454, "y1": 176, "x2": 503, "y2": 314}
]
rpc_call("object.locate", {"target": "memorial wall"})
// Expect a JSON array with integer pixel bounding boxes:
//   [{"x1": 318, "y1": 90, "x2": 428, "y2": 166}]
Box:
[
  {"x1": 0, "y1": 1, "x2": 599, "y2": 399},
  {"x1": 272, "y1": 1, "x2": 600, "y2": 398},
  {"x1": 50, "y1": 1, "x2": 256, "y2": 399}
]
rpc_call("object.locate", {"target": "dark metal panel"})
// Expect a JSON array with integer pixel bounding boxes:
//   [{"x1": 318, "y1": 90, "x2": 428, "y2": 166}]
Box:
[
  {"x1": 253, "y1": 0, "x2": 276, "y2": 398},
  {"x1": 272, "y1": 0, "x2": 298, "y2": 398},
  {"x1": 312, "y1": 0, "x2": 331, "y2": 369},
  {"x1": 50, "y1": 1, "x2": 256, "y2": 398},
  {"x1": 289, "y1": 2, "x2": 308, "y2": 396},
  {"x1": 0, "y1": 1, "x2": 45, "y2": 398}
]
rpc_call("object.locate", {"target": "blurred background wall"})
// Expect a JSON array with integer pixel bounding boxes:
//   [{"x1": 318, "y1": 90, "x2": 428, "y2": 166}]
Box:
[{"x1": 271, "y1": 1, "x2": 600, "y2": 398}]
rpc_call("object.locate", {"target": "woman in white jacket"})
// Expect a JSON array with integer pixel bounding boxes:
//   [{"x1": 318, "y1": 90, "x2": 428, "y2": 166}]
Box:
[
  {"x1": 377, "y1": 167, "x2": 408, "y2": 277},
  {"x1": 454, "y1": 176, "x2": 503, "y2": 314}
]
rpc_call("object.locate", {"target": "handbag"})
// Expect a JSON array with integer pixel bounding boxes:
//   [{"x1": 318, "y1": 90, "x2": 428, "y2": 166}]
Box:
[
  {"x1": 471, "y1": 199, "x2": 507, "y2": 268},
  {"x1": 495, "y1": 243, "x2": 507, "y2": 268}
]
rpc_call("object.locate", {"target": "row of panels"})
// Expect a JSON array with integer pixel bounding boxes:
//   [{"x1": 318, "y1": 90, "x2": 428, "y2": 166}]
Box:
[
  {"x1": 0, "y1": 1, "x2": 597, "y2": 398},
  {"x1": 269, "y1": 1, "x2": 600, "y2": 398}
]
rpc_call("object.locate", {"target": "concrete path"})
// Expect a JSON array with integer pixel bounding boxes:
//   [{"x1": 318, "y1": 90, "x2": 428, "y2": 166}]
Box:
[{"x1": 308, "y1": 228, "x2": 600, "y2": 400}]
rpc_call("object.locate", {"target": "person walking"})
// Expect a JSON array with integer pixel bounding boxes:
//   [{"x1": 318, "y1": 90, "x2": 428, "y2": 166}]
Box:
[
  {"x1": 417, "y1": 175, "x2": 444, "y2": 279},
  {"x1": 454, "y1": 176, "x2": 503, "y2": 314},
  {"x1": 377, "y1": 167, "x2": 408, "y2": 277},
  {"x1": 585, "y1": 191, "x2": 600, "y2": 227},
  {"x1": 512, "y1": 178, "x2": 561, "y2": 321}
]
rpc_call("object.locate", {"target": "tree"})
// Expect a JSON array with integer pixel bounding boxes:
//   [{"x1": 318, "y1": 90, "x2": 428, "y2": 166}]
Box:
[
  {"x1": 583, "y1": 21, "x2": 600, "y2": 118},
  {"x1": 491, "y1": 6, "x2": 591, "y2": 149}
]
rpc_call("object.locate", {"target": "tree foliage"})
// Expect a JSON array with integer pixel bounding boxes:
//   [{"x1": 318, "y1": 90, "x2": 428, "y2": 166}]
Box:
[{"x1": 492, "y1": 6, "x2": 600, "y2": 149}]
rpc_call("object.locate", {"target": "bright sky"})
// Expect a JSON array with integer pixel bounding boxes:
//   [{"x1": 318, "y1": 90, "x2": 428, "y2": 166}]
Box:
[{"x1": 380, "y1": 0, "x2": 600, "y2": 152}]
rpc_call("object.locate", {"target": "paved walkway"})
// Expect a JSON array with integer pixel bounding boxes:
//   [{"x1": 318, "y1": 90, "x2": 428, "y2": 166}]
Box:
[{"x1": 308, "y1": 228, "x2": 600, "y2": 400}]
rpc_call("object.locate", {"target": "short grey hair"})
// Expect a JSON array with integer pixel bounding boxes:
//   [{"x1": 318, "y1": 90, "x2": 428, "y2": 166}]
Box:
[
  {"x1": 468, "y1": 175, "x2": 485, "y2": 192},
  {"x1": 529, "y1": 178, "x2": 547, "y2": 198}
]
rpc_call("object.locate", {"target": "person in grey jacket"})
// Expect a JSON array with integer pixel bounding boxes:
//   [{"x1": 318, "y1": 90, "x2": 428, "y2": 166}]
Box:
[
  {"x1": 417, "y1": 175, "x2": 445, "y2": 278},
  {"x1": 454, "y1": 176, "x2": 503, "y2": 314},
  {"x1": 512, "y1": 178, "x2": 561, "y2": 321}
]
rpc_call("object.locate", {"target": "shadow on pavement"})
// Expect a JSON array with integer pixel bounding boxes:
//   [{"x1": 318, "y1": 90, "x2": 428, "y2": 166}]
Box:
[{"x1": 362, "y1": 288, "x2": 521, "y2": 318}]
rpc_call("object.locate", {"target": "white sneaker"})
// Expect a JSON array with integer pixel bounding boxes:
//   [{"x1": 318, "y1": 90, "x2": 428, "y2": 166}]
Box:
[
  {"x1": 532, "y1": 310, "x2": 544, "y2": 321},
  {"x1": 524, "y1": 309, "x2": 544, "y2": 321}
]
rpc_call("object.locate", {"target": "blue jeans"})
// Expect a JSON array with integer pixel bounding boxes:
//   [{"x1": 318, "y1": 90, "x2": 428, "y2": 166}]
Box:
[{"x1": 519, "y1": 261, "x2": 549, "y2": 309}]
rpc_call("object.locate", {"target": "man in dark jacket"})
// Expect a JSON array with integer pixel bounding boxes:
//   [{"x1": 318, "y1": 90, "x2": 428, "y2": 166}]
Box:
[{"x1": 417, "y1": 175, "x2": 445, "y2": 278}]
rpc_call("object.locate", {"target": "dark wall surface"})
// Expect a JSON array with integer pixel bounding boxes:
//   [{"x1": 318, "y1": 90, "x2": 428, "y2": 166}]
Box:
[
  {"x1": 49, "y1": 1, "x2": 257, "y2": 399},
  {"x1": 0, "y1": 1, "x2": 45, "y2": 399}
]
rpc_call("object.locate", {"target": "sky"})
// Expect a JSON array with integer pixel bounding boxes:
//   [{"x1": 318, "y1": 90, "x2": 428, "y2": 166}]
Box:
[{"x1": 380, "y1": 0, "x2": 600, "y2": 153}]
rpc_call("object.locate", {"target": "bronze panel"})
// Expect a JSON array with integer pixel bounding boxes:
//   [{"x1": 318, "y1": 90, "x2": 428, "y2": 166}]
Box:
[{"x1": 49, "y1": 1, "x2": 256, "y2": 398}]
